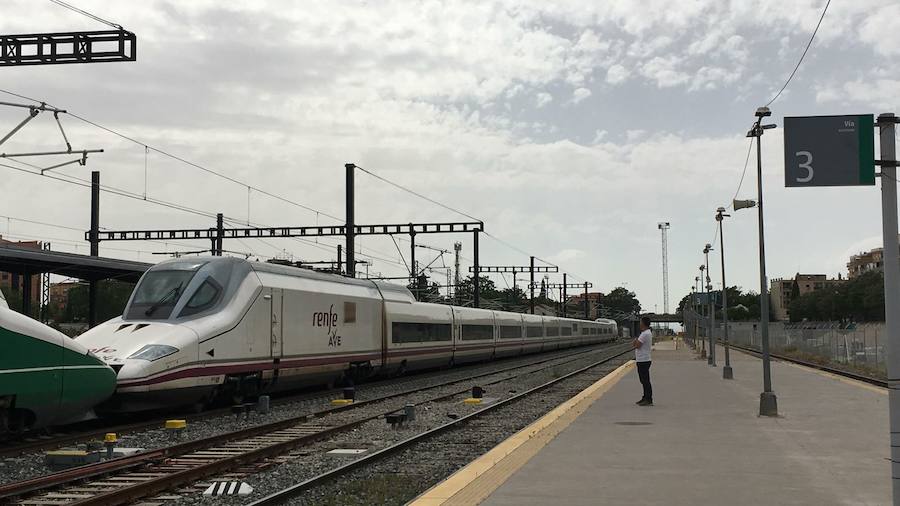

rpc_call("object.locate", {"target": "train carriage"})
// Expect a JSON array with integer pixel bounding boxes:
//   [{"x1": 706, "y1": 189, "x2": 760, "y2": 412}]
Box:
[
  {"x1": 493, "y1": 311, "x2": 524, "y2": 358},
  {"x1": 520, "y1": 313, "x2": 545, "y2": 354},
  {"x1": 0, "y1": 290, "x2": 116, "y2": 432},
  {"x1": 76, "y1": 257, "x2": 618, "y2": 412},
  {"x1": 451, "y1": 306, "x2": 496, "y2": 364}
]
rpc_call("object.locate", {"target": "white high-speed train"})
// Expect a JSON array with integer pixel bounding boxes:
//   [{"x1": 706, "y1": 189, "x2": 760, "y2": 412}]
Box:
[{"x1": 76, "y1": 257, "x2": 617, "y2": 411}]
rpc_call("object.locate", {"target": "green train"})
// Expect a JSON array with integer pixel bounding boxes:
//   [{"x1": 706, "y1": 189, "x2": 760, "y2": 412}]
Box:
[{"x1": 0, "y1": 289, "x2": 117, "y2": 433}]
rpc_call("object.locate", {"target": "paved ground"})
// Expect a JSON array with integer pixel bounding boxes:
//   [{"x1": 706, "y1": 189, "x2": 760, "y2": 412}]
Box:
[{"x1": 480, "y1": 340, "x2": 890, "y2": 506}]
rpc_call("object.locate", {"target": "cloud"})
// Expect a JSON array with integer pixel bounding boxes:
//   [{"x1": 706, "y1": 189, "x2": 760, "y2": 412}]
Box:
[
  {"x1": 605, "y1": 64, "x2": 630, "y2": 85},
  {"x1": 2, "y1": 0, "x2": 900, "y2": 315},
  {"x1": 535, "y1": 92, "x2": 553, "y2": 108},
  {"x1": 570, "y1": 87, "x2": 592, "y2": 104},
  {"x1": 640, "y1": 56, "x2": 689, "y2": 88}
]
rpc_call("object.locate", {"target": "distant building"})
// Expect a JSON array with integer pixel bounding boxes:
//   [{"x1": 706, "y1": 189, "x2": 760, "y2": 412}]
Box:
[
  {"x1": 49, "y1": 281, "x2": 81, "y2": 313},
  {"x1": 0, "y1": 235, "x2": 42, "y2": 310},
  {"x1": 569, "y1": 292, "x2": 604, "y2": 319},
  {"x1": 848, "y1": 248, "x2": 885, "y2": 279},
  {"x1": 770, "y1": 273, "x2": 841, "y2": 321}
]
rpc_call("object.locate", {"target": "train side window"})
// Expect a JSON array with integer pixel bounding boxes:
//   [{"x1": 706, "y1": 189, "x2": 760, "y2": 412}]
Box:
[
  {"x1": 561, "y1": 326, "x2": 572, "y2": 336},
  {"x1": 392, "y1": 322, "x2": 451, "y2": 343},
  {"x1": 526, "y1": 326, "x2": 543, "y2": 338},
  {"x1": 582, "y1": 328, "x2": 589, "y2": 335},
  {"x1": 547, "y1": 326, "x2": 559, "y2": 337},
  {"x1": 344, "y1": 302, "x2": 356, "y2": 324},
  {"x1": 180, "y1": 279, "x2": 221, "y2": 317},
  {"x1": 500, "y1": 325, "x2": 521, "y2": 339},
  {"x1": 462, "y1": 324, "x2": 493, "y2": 340}
]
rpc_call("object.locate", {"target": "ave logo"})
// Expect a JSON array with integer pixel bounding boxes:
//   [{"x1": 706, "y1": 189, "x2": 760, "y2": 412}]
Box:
[{"x1": 313, "y1": 304, "x2": 342, "y2": 346}]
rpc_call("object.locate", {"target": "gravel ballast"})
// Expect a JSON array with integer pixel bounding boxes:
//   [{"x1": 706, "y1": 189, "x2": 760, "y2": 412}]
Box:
[
  {"x1": 0, "y1": 344, "x2": 620, "y2": 489},
  {"x1": 161, "y1": 345, "x2": 631, "y2": 505}
]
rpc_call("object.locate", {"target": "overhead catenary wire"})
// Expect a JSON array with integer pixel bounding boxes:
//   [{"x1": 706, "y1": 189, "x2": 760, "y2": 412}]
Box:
[
  {"x1": 48, "y1": 0, "x2": 124, "y2": 29},
  {"x1": 764, "y1": 0, "x2": 832, "y2": 108},
  {"x1": 354, "y1": 164, "x2": 582, "y2": 275},
  {"x1": 0, "y1": 88, "x2": 343, "y2": 223}
]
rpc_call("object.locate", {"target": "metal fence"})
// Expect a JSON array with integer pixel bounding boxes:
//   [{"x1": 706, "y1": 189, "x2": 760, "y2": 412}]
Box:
[{"x1": 683, "y1": 309, "x2": 886, "y2": 375}]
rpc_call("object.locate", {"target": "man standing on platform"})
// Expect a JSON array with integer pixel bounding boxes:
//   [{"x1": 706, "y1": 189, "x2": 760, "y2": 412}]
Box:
[{"x1": 634, "y1": 317, "x2": 653, "y2": 406}]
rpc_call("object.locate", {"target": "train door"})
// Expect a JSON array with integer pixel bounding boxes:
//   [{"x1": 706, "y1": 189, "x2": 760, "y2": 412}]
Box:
[{"x1": 269, "y1": 288, "x2": 283, "y2": 358}]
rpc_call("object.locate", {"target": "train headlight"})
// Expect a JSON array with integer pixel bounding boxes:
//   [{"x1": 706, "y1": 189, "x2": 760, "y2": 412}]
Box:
[{"x1": 128, "y1": 344, "x2": 179, "y2": 361}]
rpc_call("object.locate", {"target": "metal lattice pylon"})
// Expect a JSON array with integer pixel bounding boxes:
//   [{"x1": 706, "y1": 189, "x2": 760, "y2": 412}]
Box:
[{"x1": 658, "y1": 222, "x2": 670, "y2": 313}]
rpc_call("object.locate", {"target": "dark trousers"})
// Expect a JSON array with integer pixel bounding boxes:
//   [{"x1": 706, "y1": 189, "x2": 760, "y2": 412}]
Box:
[{"x1": 637, "y1": 361, "x2": 652, "y2": 401}]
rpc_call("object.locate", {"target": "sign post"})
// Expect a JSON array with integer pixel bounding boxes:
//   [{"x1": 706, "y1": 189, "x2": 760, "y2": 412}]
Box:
[
  {"x1": 785, "y1": 112, "x2": 898, "y2": 504},
  {"x1": 876, "y1": 114, "x2": 900, "y2": 505}
]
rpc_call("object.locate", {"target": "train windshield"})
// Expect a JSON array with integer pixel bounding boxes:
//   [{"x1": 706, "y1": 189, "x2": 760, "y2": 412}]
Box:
[{"x1": 126, "y1": 270, "x2": 198, "y2": 320}]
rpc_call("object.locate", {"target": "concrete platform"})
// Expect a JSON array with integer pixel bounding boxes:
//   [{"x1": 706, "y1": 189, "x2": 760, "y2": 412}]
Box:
[{"x1": 414, "y1": 340, "x2": 890, "y2": 506}]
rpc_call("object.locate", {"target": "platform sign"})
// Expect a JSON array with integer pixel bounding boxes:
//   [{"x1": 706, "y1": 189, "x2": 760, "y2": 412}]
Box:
[{"x1": 784, "y1": 114, "x2": 875, "y2": 187}]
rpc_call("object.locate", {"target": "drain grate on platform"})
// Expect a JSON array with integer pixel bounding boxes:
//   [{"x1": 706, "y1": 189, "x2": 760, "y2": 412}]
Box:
[{"x1": 614, "y1": 421, "x2": 653, "y2": 426}]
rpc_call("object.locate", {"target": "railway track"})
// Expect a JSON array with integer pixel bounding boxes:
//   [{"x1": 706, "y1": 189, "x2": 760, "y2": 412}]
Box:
[
  {"x1": 0, "y1": 343, "x2": 628, "y2": 505},
  {"x1": 725, "y1": 342, "x2": 887, "y2": 388},
  {"x1": 248, "y1": 344, "x2": 633, "y2": 505},
  {"x1": 0, "y1": 344, "x2": 601, "y2": 459}
]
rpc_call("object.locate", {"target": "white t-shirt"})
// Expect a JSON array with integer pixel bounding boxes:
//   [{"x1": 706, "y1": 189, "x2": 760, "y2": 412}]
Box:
[{"x1": 635, "y1": 329, "x2": 652, "y2": 362}]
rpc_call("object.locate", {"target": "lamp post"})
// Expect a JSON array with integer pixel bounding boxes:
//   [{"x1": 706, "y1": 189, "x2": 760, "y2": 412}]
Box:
[
  {"x1": 699, "y1": 265, "x2": 707, "y2": 359},
  {"x1": 694, "y1": 276, "x2": 701, "y2": 353},
  {"x1": 704, "y1": 244, "x2": 716, "y2": 367},
  {"x1": 716, "y1": 207, "x2": 733, "y2": 379},
  {"x1": 690, "y1": 285, "x2": 696, "y2": 348},
  {"x1": 745, "y1": 106, "x2": 778, "y2": 417}
]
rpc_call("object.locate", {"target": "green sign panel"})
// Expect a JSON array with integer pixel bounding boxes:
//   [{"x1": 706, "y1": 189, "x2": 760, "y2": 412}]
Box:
[{"x1": 783, "y1": 114, "x2": 875, "y2": 187}]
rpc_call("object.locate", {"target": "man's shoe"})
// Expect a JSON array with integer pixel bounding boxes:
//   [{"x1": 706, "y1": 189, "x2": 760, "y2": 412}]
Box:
[
  {"x1": 635, "y1": 399, "x2": 646, "y2": 405},
  {"x1": 637, "y1": 399, "x2": 653, "y2": 406}
]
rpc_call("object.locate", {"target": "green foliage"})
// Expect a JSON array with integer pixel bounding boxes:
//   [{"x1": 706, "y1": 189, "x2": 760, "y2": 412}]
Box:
[
  {"x1": 48, "y1": 280, "x2": 135, "y2": 323},
  {"x1": 678, "y1": 285, "x2": 771, "y2": 321},
  {"x1": 602, "y1": 286, "x2": 641, "y2": 315},
  {"x1": 788, "y1": 270, "x2": 884, "y2": 322}
]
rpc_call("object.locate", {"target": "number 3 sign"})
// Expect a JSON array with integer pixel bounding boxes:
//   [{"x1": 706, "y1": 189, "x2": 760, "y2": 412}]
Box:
[{"x1": 783, "y1": 114, "x2": 875, "y2": 187}]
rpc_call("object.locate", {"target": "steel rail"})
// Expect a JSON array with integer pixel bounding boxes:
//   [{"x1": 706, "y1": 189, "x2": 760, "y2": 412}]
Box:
[
  {"x1": 248, "y1": 346, "x2": 633, "y2": 505},
  {"x1": 727, "y1": 342, "x2": 886, "y2": 388},
  {"x1": 0, "y1": 344, "x2": 599, "y2": 458},
  {"x1": 0, "y1": 343, "x2": 619, "y2": 503}
]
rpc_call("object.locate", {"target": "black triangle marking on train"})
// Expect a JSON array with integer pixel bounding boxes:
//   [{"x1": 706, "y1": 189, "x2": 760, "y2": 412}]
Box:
[{"x1": 207, "y1": 349, "x2": 215, "y2": 357}]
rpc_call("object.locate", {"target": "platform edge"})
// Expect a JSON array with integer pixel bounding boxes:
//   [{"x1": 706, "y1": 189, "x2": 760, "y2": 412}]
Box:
[{"x1": 407, "y1": 359, "x2": 636, "y2": 506}]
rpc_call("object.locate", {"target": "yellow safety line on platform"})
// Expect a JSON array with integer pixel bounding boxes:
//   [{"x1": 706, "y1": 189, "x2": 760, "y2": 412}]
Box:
[{"x1": 408, "y1": 359, "x2": 636, "y2": 506}]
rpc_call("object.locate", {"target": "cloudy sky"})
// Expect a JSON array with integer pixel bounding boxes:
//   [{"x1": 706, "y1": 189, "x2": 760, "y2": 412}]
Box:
[{"x1": 1, "y1": 0, "x2": 899, "y2": 312}]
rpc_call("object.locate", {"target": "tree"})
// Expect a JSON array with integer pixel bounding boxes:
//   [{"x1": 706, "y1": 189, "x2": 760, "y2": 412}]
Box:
[
  {"x1": 602, "y1": 286, "x2": 641, "y2": 316},
  {"x1": 788, "y1": 270, "x2": 884, "y2": 322},
  {"x1": 57, "y1": 280, "x2": 135, "y2": 323}
]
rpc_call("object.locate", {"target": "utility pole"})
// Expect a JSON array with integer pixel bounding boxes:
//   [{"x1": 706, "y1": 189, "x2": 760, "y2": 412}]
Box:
[
  {"x1": 876, "y1": 113, "x2": 900, "y2": 501},
  {"x1": 453, "y1": 242, "x2": 462, "y2": 304},
  {"x1": 530, "y1": 256, "x2": 535, "y2": 314},
  {"x1": 473, "y1": 230, "x2": 480, "y2": 308},
  {"x1": 584, "y1": 281, "x2": 589, "y2": 319},
  {"x1": 658, "y1": 222, "x2": 670, "y2": 313},
  {"x1": 215, "y1": 213, "x2": 224, "y2": 256},
  {"x1": 704, "y1": 243, "x2": 716, "y2": 367},
  {"x1": 562, "y1": 273, "x2": 567, "y2": 317},
  {"x1": 345, "y1": 163, "x2": 356, "y2": 278},
  {"x1": 698, "y1": 269, "x2": 706, "y2": 359},
  {"x1": 747, "y1": 106, "x2": 778, "y2": 417},
  {"x1": 88, "y1": 170, "x2": 100, "y2": 328},
  {"x1": 717, "y1": 207, "x2": 733, "y2": 379}
]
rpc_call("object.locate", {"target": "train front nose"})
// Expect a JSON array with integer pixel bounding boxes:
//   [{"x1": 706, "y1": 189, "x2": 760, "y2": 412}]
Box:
[{"x1": 101, "y1": 324, "x2": 200, "y2": 411}]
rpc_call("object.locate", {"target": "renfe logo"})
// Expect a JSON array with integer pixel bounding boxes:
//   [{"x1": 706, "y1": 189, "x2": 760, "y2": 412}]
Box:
[{"x1": 313, "y1": 304, "x2": 341, "y2": 346}]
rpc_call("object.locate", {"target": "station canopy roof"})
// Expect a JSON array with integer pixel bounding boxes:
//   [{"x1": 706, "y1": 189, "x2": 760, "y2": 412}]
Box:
[{"x1": 0, "y1": 244, "x2": 151, "y2": 282}]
